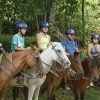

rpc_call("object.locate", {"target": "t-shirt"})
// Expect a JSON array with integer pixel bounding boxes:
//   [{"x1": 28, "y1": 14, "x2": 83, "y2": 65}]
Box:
[
  {"x1": 36, "y1": 33, "x2": 50, "y2": 50},
  {"x1": 11, "y1": 34, "x2": 24, "y2": 51},
  {"x1": 61, "y1": 39, "x2": 78, "y2": 55}
]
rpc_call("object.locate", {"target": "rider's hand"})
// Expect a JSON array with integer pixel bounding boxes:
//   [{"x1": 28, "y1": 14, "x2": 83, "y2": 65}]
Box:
[
  {"x1": 75, "y1": 48, "x2": 80, "y2": 53},
  {"x1": 0, "y1": 43, "x2": 2, "y2": 48},
  {"x1": 26, "y1": 47, "x2": 32, "y2": 50},
  {"x1": 0, "y1": 43, "x2": 2, "y2": 50},
  {"x1": 89, "y1": 55, "x2": 93, "y2": 60}
]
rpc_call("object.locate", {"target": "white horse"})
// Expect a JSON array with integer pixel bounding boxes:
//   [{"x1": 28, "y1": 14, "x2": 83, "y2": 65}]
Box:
[{"x1": 13, "y1": 42, "x2": 71, "y2": 100}]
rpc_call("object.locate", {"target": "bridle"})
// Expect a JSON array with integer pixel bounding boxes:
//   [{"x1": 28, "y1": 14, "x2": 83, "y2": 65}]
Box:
[
  {"x1": 0, "y1": 48, "x2": 34, "y2": 79},
  {"x1": 41, "y1": 43, "x2": 68, "y2": 70}
]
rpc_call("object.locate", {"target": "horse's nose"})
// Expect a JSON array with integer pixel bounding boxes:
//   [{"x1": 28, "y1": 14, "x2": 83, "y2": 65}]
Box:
[
  {"x1": 77, "y1": 70, "x2": 84, "y2": 78},
  {"x1": 66, "y1": 62, "x2": 69, "y2": 65},
  {"x1": 80, "y1": 72, "x2": 84, "y2": 78},
  {"x1": 64, "y1": 61, "x2": 71, "y2": 68},
  {"x1": 94, "y1": 76, "x2": 99, "y2": 82}
]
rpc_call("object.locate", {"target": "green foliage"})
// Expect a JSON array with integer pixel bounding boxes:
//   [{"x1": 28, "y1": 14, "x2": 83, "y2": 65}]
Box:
[
  {"x1": 7, "y1": 88, "x2": 100, "y2": 100},
  {"x1": 0, "y1": 0, "x2": 99, "y2": 46},
  {"x1": 0, "y1": 34, "x2": 36, "y2": 52}
]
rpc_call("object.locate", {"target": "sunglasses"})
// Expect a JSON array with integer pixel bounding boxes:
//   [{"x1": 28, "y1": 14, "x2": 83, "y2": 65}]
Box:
[
  {"x1": 69, "y1": 33, "x2": 74, "y2": 36},
  {"x1": 93, "y1": 38, "x2": 98, "y2": 40}
]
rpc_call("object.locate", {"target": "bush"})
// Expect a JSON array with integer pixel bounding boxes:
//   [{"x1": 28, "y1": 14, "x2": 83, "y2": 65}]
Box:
[{"x1": 0, "y1": 34, "x2": 36, "y2": 52}]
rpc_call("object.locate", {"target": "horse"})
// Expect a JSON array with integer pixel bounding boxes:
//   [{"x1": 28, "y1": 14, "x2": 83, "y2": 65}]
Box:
[
  {"x1": 68, "y1": 52, "x2": 84, "y2": 78},
  {"x1": 65, "y1": 58, "x2": 91, "y2": 100},
  {"x1": 88, "y1": 57, "x2": 100, "y2": 83},
  {"x1": 39, "y1": 51, "x2": 85, "y2": 100},
  {"x1": 0, "y1": 49, "x2": 38, "y2": 100},
  {"x1": 66, "y1": 57, "x2": 100, "y2": 100},
  {"x1": 10, "y1": 42, "x2": 71, "y2": 100},
  {"x1": 41, "y1": 56, "x2": 99, "y2": 100}
]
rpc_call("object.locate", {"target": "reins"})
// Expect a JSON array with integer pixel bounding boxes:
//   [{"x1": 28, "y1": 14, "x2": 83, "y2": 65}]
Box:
[
  {"x1": 40, "y1": 43, "x2": 66, "y2": 71},
  {"x1": 1, "y1": 48, "x2": 34, "y2": 79},
  {"x1": 50, "y1": 42, "x2": 67, "y2": 67}
]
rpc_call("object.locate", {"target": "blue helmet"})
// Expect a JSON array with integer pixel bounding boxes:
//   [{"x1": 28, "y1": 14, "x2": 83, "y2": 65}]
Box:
[
  {"x1": 65, "y1": 28, "x2": 75, "y2": 35},
  {"x1": 16, "y1": 22, "x2": 28, "y2": 30},
  {"x1": 39, "y1": 21, "x2": 49, "y2": 28},
  {"x1": 91, "y1": 34, "x2": 99, "y2": 40}
]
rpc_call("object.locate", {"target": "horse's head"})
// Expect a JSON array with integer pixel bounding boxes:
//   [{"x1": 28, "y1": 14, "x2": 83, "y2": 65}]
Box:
[
  {"x1": 49, "y1": 42, "x2": 71, "y2": 69},
  {"x1": 68, "y1": 51, "x2": 84, "y2": 78}
]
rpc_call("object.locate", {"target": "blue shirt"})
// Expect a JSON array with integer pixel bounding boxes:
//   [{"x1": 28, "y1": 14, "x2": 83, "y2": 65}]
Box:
[
  {"x1": 11, "y1": 34, "x2": 25, "y2": 51},
  {"x1": 61, "y1": 39, "x2": 78, "y2": 55}
]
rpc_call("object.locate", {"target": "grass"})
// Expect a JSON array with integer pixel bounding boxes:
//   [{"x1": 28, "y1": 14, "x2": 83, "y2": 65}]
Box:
[{"x1": 7, "y1": 87, "x2": 100, "y2": 100}]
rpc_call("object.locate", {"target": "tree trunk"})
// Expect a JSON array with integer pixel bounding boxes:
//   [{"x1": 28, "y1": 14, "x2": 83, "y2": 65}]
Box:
[
  {"x1": 82, "y1": 0, "x2": 85, "y2": 45},
  {"x1": 0, "y1": 21, "x2": 2, "y2": 35},
  {"x1": 44, "y1": 0, "x2": 47, "y2": 21},
  {"x1": 36, "y1": 15, "x2": 39, "y2": 33}
]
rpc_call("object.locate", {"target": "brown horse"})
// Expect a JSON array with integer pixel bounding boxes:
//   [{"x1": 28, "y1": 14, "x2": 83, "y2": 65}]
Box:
[
  {"x1": 66, "y1": 58, "x2": 91, "y2": 100},
  {"x1": 41, "y1": 56, "x2": 99, "y2": 100},
  {"x1": 40, "y1": 52, "x2": 85, "y2": 100},
  {"x1": 68, "y1": 52, "x2": 84, "y2": 78},
  {"x1": 0, "y1": 50, "x2": 38, "y2": 100},
  {"x1": 66, "y1": 57, "x2": 100, "y2": 100},
  {"x1": 88, "y1": 57, "x2": 100, "y2": 82}
]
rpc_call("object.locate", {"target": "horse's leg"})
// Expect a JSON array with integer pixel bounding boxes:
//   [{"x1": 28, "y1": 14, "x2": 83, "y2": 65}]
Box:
[
  {"x1": 52, "y1": 95, "x2": 56, "y2": 100},
  {"x1": 28, "y1": 86, "x2": 36, "y2": 100},
  {"x1": 34, "y1": 86, "x2": 40, "y2": 100},
  {"x1": 74, "y1": 91, "x2": 79, "y2": 100},
  {"x1": 51, "y1": 87, "x2": 57, "y2": 100},
  {"x1": 47, "y1": 84, "x2": 58, "y2": 100},
  {"x1": 80, "y1": 91, "x2": 85, "y2": 100},
  {"x1": 0, "y1": 87, "x2": 7, "y2": 100},
  {"x1": 47, "y1": 85, "x2": 55, "y2": 100},
  {"x1": 12, "y1": 87, "x2": 20, "y2": 100},
  {"x1": 22, "y1": 87, "x2": 28, "y2": 100}
]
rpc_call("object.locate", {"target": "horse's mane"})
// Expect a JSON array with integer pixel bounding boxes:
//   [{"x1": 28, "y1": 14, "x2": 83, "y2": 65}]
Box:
[{"x1": 12, "y1": 50, "x2": 32, "y2": 57}]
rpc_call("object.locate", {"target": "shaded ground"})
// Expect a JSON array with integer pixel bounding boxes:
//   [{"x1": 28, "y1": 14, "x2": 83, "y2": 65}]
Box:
[{"x1": 7, "y1": 87, "x2": 100, "y2": 100}]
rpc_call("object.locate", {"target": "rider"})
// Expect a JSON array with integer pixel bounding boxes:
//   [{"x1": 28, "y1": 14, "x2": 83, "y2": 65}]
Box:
[
  {"x1": 36, "y1": 21, "x2": 50, "y2": 52},
  {"x1": 61, "y1": 28, "x2": 79, "y2": 55},
  {"x1": 61, "y1": 28, "x2": 80, "y2": 90},
  {"x1": 11, "y1": 22, "x2": 31, "y2": 52},
  {"x1": 87, "y1": 34, "x2": 100, "y2": 86},
  {"x1": 87, "y1": 34, "x2": 100, "y2": 59},
  {"x1": 35, "y1": 21, "x2": 50, "y2": 76}
]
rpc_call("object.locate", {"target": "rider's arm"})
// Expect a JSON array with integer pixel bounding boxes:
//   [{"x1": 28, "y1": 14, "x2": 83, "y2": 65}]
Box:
[
  {"x1": 13, "y1": 44, "x2": 27, "y2": 51},
  {"x1": 87, "y1": 44, "x2": 93, "y2": 58},
  {"x1": 12, "y1": 35, "x2": 30, "y2": 52},
  {"x1": 36, "y1": 33, "x2": 44, "y2": 51},
  {"x1": 74, "y1": 41, "x2": 80, "y2": 53}
]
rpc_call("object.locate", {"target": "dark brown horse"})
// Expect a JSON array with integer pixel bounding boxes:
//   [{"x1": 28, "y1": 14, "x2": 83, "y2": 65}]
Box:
[
  {"x1": 0, "y1": 50, "x2": 38, "y2": 100},
  {"x1": 68, "y1": 52, "x2": 84, "y2": 78},
  {"x1": 66, "y1": 58, "x2": 91, "y2": 100},
  {"x1": 41, "y1": 56, "x2": 100, "y2": 100},
  {"x1": 66, "y1": 57, "x2": 100, "y2": 100},
  {"x1": 88, "y1": 57, "x2": 100, "y2": 82}
]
